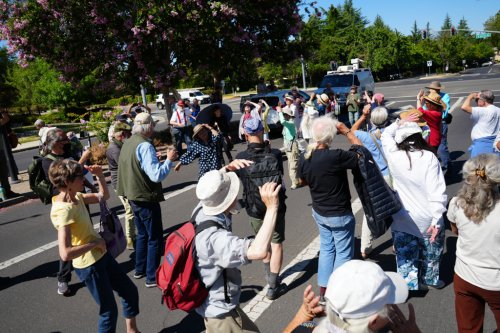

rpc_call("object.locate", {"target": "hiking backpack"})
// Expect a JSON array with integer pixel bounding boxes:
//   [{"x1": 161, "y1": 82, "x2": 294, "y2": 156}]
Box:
[
  {"x1": 156, "y1": 208, "x2": 229, "y2": 312},
  {"x1": 240, "y1": 146, "x2": 283, "y2": 219},
  {"x1": 28, "y1": 155, "x2": 56, "y2": 205}
]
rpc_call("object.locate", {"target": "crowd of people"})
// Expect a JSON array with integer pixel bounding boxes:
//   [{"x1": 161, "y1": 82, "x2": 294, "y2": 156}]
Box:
[{"x1": 17, "y1": 80, "x2": 499, "y2": 333}]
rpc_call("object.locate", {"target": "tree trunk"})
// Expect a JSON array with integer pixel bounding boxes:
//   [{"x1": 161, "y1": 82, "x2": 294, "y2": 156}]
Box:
[{"x1": 211, "y1": 76, "x2": 223, "y2": 103}]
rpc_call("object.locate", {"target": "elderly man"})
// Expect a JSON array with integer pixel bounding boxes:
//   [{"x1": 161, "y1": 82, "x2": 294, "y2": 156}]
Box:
[
  {"x1": 117, "y1": 113, "x2": 178, "y2": 287},
  {"x1": 106, "y1": 122, "x2": 136, "y2": 249},
  {"x1": 194, "y1": 160, "x2": 281, "y2": 333},
  {"x1": 425, "y1": 81, "x2": 451, "y2": 172},
  {"x1": 461, "y1": 90, "x2": 500, "y2": 157},
  {"x1": 170, "y1": 100, "x2": 193, "y2": 154}
]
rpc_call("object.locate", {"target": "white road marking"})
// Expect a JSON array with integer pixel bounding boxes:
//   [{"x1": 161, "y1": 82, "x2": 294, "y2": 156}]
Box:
[
  {"x1": 449, "y1": 97, "x2": 464, "y2": 113},
  {"x1": 385, "y1": 101, "x2": 395, "y2": 107},
  {"x1": 243, "y1": 198, "x2": 363, "y2": 322},
  {"x1": 0, "y1": 184, "x2": 197, "y2": 271}
]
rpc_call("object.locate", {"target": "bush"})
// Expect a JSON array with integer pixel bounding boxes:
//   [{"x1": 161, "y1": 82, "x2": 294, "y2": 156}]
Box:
[
  {"x1": 40, "y1": 111, "x2": 69, "y2": 124},
  {"x1": 8, "y1": 113, "x2": 40, "y2": 127}
]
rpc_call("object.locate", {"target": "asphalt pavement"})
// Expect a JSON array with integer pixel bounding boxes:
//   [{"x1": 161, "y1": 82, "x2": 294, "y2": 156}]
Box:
[{"x1": 1, "y1": 71, "x2": 500, "y2": 332}]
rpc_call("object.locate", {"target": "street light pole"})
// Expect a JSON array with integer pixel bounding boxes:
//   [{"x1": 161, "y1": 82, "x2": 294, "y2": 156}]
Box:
[{"x1": 301, "y1": 55, "x2": 306, "y2": 90}]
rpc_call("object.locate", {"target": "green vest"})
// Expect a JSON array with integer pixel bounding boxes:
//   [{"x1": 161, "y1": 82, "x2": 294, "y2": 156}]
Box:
[{"x1": 116, "y1": 134, "x2": 164, "y2": 202}]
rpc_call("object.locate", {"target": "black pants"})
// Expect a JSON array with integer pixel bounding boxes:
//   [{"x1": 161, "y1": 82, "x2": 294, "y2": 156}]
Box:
[{"x1": 57, "y1": 259, "x2": 72, "y2": 283}]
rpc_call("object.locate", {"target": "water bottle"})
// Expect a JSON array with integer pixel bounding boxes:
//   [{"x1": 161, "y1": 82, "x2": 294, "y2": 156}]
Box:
[{"x1": 0, "y1": 186, "x2": 5, "y2": 201}]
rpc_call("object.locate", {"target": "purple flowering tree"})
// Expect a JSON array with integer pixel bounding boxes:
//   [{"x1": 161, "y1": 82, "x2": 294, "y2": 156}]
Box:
[{"x1": 1, "y1": 0, "x2": 307, "y2": 116}]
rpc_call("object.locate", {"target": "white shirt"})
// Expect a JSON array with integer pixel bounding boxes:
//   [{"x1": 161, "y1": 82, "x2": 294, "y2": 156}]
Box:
[
  {"x1": 494, "y1": 131, "x2": 500, "y2": 152},
  {"x1": 448, "y1": 197, "x2": 500, "y2": 290},
  {"x1": 170, "y1": 108, "x2": 191, "y2": 127},
  {"x1": 470, "y1": 104, "x2": 500, "y2": 141},
  {"x1": 381, "y1": 122, "x2": 447, "y2": 238},
  {"x1": 38, "y1": 126, "x2": 56, "y2": 145}
]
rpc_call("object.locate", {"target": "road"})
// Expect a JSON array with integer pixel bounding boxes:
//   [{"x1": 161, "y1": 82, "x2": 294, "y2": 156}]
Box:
[{"x1": 2, "y1": 72, "x2": 500, "y2": 332}]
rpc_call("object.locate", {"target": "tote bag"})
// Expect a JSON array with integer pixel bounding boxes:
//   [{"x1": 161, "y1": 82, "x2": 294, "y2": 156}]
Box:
[{"x1": 99, "y1": 200, "x2": 126, "y2": 258}]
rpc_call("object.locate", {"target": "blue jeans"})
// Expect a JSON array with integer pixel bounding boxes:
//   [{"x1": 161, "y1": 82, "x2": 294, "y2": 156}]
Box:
[
  {"x1": 74, "y1": 253, "x2": 139, "y2": 333},
  {"x1": 348, "y1": 111, "x2": 359, "y2": 127},
  {"x1": 129, "y1": 200, "x2": 163, "y2": 283},
  {"x1": 438, "y1": 121, "x2": 450, "y2": 170},
  {"x1": 312, "y1": 209, "x2": 355, "y2": 287},
  {"x1": 392, "y1": 229, "x2": 445, "y2": 290},
  {"x1": 173, "y1": 126, "x2": 192, "y2": 153}
]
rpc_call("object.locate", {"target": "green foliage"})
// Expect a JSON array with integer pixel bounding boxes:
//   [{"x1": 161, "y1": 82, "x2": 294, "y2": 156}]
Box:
[
  {"x1": 484, "y1": 10, "x2": 500, "y2": 50},
  {"x1": 40, "y1": 111, "x2": 69, "y2": 124},
  {"x1": 82, "y1": 108, "x2": 120, "y2": 143}
]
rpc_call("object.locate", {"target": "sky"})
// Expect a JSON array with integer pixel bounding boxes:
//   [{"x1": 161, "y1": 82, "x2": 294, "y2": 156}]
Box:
[{"x1": 315, "y1": 0, "x2": 499, "y2": 35}]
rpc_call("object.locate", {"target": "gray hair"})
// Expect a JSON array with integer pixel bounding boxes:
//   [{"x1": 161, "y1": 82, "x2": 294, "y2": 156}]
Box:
[
  {"x1": 132, "y1": 123, "x2": 154, "y2": 135},
  {"x1": 304, "y1": 116, "x2": 338, "y2": 160},
  {"x1": 456, "y1": 154, "x2": 500, "y2": 223},
  {"x1": 479, "y1": 90, "x2": 495, "y2": 104},
  {"x1": 44, "y1": 128, "x2": 65, "y2": 154},
  {"x1": 34, "y1": 119, "x2": 45, "y2": 128},
  {"x1": 370, "y1": 107, "x2": 389, "y2": 127}
]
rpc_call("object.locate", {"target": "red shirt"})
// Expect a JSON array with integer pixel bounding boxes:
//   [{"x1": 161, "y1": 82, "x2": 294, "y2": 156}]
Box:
[{"x1": 418, "y1": 107, "x2": 442, "y2": 147}]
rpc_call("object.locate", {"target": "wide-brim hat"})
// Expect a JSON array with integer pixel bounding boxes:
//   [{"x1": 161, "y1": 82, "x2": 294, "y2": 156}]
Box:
[
  {"x1": 317, "y1": 93, "x2": 330, "y2": 106},
  {"x1": 350, "y1": 85, "x2": 358, "y2": 90},
  {"x1": 325, "y1": 260, "x2": 408, "y2": 320},
  {"x1": 196, "y1": 170, "x2": 240, "y2": 216},
  {"x1": 423, "y1": 91, "x2": 446, "y2": 110},
  {"x1": 399, "y1": 108, "x2": 427, "y2": 127},
  {"x1": 425, "y1": 81, "x2": 444, "y2": 91},
  {"x1": 192, "y1": 124, "x2": 205, "y2": 139},
  {"x1": 395, "y1": 122, "x2": 423, "y2": 144},
  {"x1": 113, "y1": 122, "x2": 132, "y2": 133},
  {"x1": 284, "y1": 94, "x2": 294, "y2": 101},
  {"x1": 134, "y1": 113, "x2": 158, "y2": 125},
  {"x1": 282, "y1": 106, "x2": 294, "y2": 117}
]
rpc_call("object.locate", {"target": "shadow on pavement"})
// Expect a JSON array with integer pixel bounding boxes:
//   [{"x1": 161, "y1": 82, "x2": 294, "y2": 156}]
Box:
[
  {"x1": 162, "y1": 181, "x2": 198, "y2": 195},
  {"x1": 0, "y1": 260, "x2": 57, "y2": 291},
  {"x1": 240, "y1": 284, "x2": 264, "y2": 303},
  {"x1": 445, "y1": 151, "x2": 466, "y2": 186},
  {"x1": 0, "y1": 213, "x2": 43, "y2": 227},
  {"x1": 158, "y1": 311, "x2": 205, "y2": 333}
]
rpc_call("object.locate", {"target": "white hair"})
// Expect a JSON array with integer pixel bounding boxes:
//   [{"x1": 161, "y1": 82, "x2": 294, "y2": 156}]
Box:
[
  {"x1": 132, "y1": 123, "x2": 154, "y2": 135},
  {"x1": 304, "y1": 116, "x2": 338, "y2": 160},
  {"x1": 370, "y1": 107, "x2": 388, "y2": 127},
  {"x1": 34, "y1": 119, "x2": 45, "y2": 128}
]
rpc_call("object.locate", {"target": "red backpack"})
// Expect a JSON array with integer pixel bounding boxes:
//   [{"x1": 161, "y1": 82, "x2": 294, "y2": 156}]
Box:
[{"x1": 156, "y1": 208, "x2": 228, "y2": 312}]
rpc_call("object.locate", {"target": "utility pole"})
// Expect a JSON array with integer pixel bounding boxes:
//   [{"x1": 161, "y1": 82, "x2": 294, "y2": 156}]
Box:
[{"x1": 301, "y1": 55, "x2": 307, "y2": 90}]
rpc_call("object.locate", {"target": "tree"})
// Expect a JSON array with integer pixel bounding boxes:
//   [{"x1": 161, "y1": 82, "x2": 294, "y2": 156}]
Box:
[
  {"x1": 439, "y1": 14, "x2": 453, "y2": 38},
  {"x1": 0, "y1": 0, "x2": 306, "y2": 119},
  {"x1": 410, "y1": 20, "x2": 420, "y2": 43},
  {"x1": 484, "y1": 10, "x2": 500, "y2": 51},
  {"x1": 457, "y1": 17, "x2": 472, "y2": 37},
  {"x1": 7, "y1": 58, "x2": 73, "y2": 112},
  {"x1": 0, "y1": 47, "x2": 17, "y2": 108}
]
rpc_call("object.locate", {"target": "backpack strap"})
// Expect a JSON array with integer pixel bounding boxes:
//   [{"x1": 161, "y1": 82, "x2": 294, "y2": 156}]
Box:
[{"x1": 192, "y1": 207, "x2": 231, "y2": 304}]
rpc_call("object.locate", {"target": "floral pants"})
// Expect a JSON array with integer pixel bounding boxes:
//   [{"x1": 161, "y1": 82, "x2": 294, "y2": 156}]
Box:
[{"x1": 392, "y1": 229, "x2": 445, "y2": 290}]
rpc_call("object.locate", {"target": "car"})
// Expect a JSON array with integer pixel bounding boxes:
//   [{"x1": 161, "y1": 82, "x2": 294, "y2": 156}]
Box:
[
  {"x1": 315, "y1": 67, "x2": 375, "y2": 107},
  {"x1": 156, "y1": 89, "x2": 211, "y2": 109},
  {"x1": 239, "y1": 89, "x2": 310, "y2": 128}
]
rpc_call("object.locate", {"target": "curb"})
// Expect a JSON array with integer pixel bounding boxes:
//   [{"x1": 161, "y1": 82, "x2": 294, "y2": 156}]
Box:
[{"x1": 0, "y1": 192, "x2": 35, "y2": 209}]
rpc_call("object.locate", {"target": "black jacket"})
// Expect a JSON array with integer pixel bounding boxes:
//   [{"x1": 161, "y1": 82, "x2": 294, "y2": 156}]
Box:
[{"x1": 350, "y1": 145, "x2": 401, "y2": 239}]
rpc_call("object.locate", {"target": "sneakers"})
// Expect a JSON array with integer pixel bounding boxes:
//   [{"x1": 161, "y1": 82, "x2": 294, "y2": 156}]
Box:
[
  {"x1": 133, "y1": 272, "x2": 145, "y2": 279},
  {"x1": 265, "y1": 283, "x2": 288, "y2": 300},
  {"x1": 57, "y1": 282, "x2": 69, "y2": 295},
  {"x1": 419, "y1": 280, "x2": 446, "y2": 290},
  {"x1": 145, "y1": 281, "x2": 157, "y2": 288}
]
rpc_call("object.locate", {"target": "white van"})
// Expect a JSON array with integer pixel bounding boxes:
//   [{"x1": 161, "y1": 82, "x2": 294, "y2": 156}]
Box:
[
  {"x1": 156, "y1": 89, "x2": 211, "y2": 109},
  {"x1": 315, "y1": 68, "x2": 375, "y2": 107}
]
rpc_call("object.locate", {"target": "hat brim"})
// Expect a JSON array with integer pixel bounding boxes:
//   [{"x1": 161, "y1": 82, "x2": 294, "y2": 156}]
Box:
[
  {"x1": 425, "y1": 84, "x2": 444, "y2": 90},
  {"x1": 202, "y1": 172, "x2": 240, "y2": 216},
  {"x1": 192, "y1": 127, "x2": 205, "y2": 139},
  {"x1": 423, "y1": 96, "x2": 446, "y2": 110},
  {"x1": 384, "y1": 272, "x2": 409, "y2": 305},
  {"x1": 317, "y1": 96, "x2": 329, "y2": 106}
]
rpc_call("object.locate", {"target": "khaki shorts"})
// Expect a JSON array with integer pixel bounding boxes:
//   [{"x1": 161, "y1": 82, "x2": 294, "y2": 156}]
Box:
[
  {"x1": 249, "y1": 210, "x2": 286, "y2": 244},
  {"x1": 204, "y1": 306, "x2": 260, "y2": 333}
]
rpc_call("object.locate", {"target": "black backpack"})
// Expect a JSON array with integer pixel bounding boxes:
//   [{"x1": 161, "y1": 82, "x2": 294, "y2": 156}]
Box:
[
  {"x1": 28, "y1": 155, "x2": 56, "y2": 204},
  {"x1": 240, "y1": 146, "x2": 283, "y2": 219}
]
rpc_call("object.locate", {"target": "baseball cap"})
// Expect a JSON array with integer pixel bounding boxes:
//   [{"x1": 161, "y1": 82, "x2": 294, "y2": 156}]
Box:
[
  {"x1": 244, "y1": 117, "x2": 264, "y2": 135},
  {"x1": 325, "y1": 260, "x2": 408, "y2": 320},
  {"x1": 113, "y1": 122, "x2": 132, "y2": 133}
]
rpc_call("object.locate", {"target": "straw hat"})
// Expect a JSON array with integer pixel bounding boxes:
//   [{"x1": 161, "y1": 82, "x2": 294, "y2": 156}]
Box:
[
  {"x1": 425, "y1": 81, "x2": 445, "y2": 91},
  {"x1": 192, "y1": 124, "x2": 206, "y2": 139},
  {"x1": 423, "y1": 91, "x2": 446, "y2": 110},
  {"x1": 399, "y1": 108, "x2": 427, "y2": 127},
  {"x1": 316, "y1": 93, "x2": 330, "y2": 106}
]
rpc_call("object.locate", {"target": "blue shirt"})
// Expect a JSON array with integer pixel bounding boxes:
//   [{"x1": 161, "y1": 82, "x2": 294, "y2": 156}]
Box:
[
  {"x1": 354, "y1": 129, "x2": 389, "y2": 176},
  {"x1": 136, "y1": 142, "x2": 173, "y2": 183}
]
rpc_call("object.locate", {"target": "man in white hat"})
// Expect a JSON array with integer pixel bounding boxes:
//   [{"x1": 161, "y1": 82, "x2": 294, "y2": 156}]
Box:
[
  {"x1": 117, "y1": 112, "x2": 178, "y2": 288},
  {"x1": 193, "y1": 160, "x2": 282, "y2": 333},
  {"x1": 284, "y1": 260, "x2": 414, "y2": 333}
]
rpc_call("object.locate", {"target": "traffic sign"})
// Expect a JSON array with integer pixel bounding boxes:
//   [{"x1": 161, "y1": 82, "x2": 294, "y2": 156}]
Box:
[
  {"x1": 427, "y1": 60, "x2": 432, "y2": 67},
  {"x1": 475, "y1": 33, "x2": 492, "y2": 39}
]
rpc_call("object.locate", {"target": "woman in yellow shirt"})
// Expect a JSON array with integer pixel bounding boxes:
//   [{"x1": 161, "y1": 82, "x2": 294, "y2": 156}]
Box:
[{"x1": 49, "y1": 159, "x2": 140, "y2": 333}]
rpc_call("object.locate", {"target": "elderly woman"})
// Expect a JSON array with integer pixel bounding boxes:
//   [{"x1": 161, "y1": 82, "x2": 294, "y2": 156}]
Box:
[
  {"x1": 350, "y1": 105, "x2": 391, "y2": 259},
  {"x1": 49, "y1": 159, "x2": 140, "y2": 333},
  {"x1": 447, "y1": 154, "x2": 500, "y2": 333},
  {"x1": 297, "y1": 116, "x2": 362, "y2": 301},
  {"x1": 381, "y1": 117, "x2": 447, "y2": 291}
]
